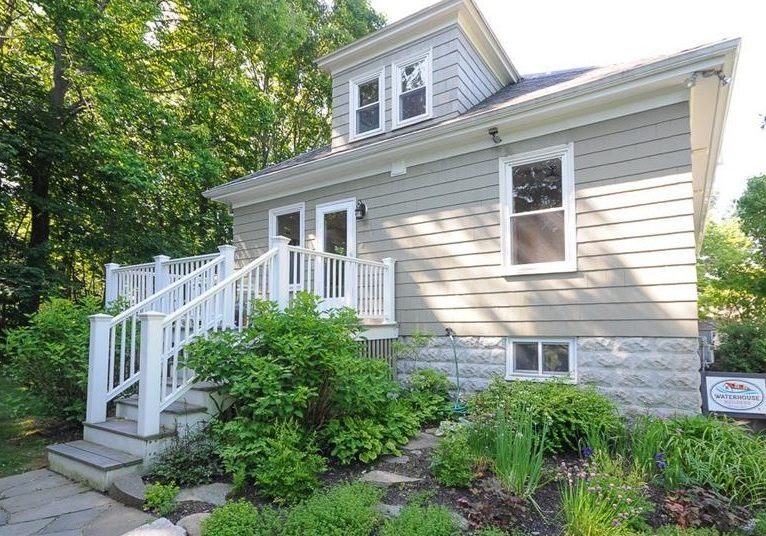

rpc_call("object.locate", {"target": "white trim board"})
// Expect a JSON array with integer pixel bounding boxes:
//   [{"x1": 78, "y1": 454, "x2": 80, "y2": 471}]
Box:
[{"x1": 268, "y1": 202, "x2": 305, "y2": 247}]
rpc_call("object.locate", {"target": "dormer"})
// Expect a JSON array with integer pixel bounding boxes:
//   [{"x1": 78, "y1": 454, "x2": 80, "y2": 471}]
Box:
[{"x1": 317, "y1": 0, "x2": 519, "y2": 149}]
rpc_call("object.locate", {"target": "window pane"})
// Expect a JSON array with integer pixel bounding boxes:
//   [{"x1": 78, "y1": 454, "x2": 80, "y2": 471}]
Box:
[
  {"x1": 512, "y1": 158, "x2": 563, "y2": 213},
  {"x1": 511, "y1": 210, "x2": 565, "y2": 265},
  {"x1": 356, "y1": 105, "x2": 380, "y2": 134},
  {"x1": 400, "y1": 60, "x2": 425, "y2": 93},
  {"x1": 513, "y1": 342, "x2": 538, "y2": 372},
  {"x1": 323, "y1": 211, "x2": 347, "y2": 255},
  {"x1": 542, "y1": 343, "x2": 569, "y2": 373},
  {"x1": 399, "y1": 87, "x2": 426, "y2": 120},
  {"x1": 358, "y1": 79, "x2": 379, "y2": 107},
  {"x1": 276, "y1": 212, "x2": 300, "y2": 246}
]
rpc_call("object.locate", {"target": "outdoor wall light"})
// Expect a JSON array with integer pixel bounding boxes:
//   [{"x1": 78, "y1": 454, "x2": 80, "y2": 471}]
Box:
[
  {"x1": 687, "y1": 70, "x2": 731, "y2": 89},
  {"x1": 488, "y1": 127, "x2": 502, "y2": 144},
  {"x1": 355, "y1": 201, "x2": 367, "y2": 220}
]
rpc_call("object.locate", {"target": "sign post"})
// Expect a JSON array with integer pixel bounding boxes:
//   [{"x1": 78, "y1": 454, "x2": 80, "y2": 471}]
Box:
[{"x1": 702, "y1": 371, "x2": 766, "y2": 419}]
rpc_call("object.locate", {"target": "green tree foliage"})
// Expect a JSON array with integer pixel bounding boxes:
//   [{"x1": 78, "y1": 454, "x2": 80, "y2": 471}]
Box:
[
  {"x1": 0, "y1": 0, "x2": 384, "y2": 332},
  {"x1": 697, "y1": 219, "x2": 766, "y2": 319},
  {"x1": 738, "y1": 174, "x2": 766, "y2": 256}
]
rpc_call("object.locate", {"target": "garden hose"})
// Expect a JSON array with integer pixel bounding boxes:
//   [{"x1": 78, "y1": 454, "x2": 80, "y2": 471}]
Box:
[{"x1": 445, "y1": 327, "x2": 467, "y2": 415}]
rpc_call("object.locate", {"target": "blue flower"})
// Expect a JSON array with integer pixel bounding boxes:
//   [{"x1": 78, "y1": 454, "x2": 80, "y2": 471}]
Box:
[
  {"x1": 654, "y1": 453, "x2": 665, "y2": 461},
  {"x1": 656, "y1": 460, "x2": 667, "y2": 471},
  {"x1": 582, "y1": 446, "x2": 593, "y2": 458}
]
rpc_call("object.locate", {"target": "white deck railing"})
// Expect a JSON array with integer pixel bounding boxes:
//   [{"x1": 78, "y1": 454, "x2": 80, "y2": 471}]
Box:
[
  {"x1": 86, "y1": 237, "x2": 396, "y2": 437},
  {"x1": 105, "y1": 251, "x2": 224, "y2": 306},
  {"x1": 86, "y1": 245, "x2": 235, "y2": 425}
]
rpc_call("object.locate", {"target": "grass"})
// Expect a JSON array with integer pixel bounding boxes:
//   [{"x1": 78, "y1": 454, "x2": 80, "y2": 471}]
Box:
[{"x1": 0, "y1": 374, "x2": 63, "y2": 477}]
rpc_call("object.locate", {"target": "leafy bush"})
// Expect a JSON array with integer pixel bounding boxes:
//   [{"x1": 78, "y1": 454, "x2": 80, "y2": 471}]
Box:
[
  {"x1": 201, "y1": 500, "x2": 280, "y2": 536},
  {"x1": 632, "y1": 415, "x2": 766, "y2": 505},
  {"x1": 468, "y1": 378, "x2": 621, "y2": 454},
  {"x1": 430, "y1": 424, "x2": 475, "y2": 487},
  {"x1": 281, "y1": 482, "x2": 383, "y2": 536},
  {"x1": 186, "y1": 294, "x2": 421, "y2": 499},
  {"x1": 146, "y1": 425, "x2": 223, "y2": 487},
  {"x1": 4, "y1": 296, "x2": 102, "y2": 421},
  {"x1": 470, "y1": 410, "x2": 547, "y2": 500},
  {"x1": 654, "y1": 527, "x2": 720, "y2": 536},
  {"x1": 143, "y1": 481, "x2": 179, "y2": 516},
  {"x1": 381, "y1": 504, "x2": 459, "y2": 536},
  {"x1": 406, "y1": 368, "x2": 453, "y2": 424},
  {"x1": 711, "y1": 320, "x2": 766, "y2": 373},
  {"x1": 663, "y1": 486, "x2": 749, "y2": 533}
]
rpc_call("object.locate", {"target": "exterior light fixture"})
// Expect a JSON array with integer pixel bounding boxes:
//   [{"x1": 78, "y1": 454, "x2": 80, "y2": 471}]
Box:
[
  {"x1": 688, "y1": 70, "x2": 731, "y2": 88},
  {"x1": 488, "y1": 127, "x2": 502, "y2": 144},
  {"x1": 355, "y1": 201, "x2": 367, "y2": 220},
  {"x1": 686, "y1": 72, "x2": 697, "y2": 88}
]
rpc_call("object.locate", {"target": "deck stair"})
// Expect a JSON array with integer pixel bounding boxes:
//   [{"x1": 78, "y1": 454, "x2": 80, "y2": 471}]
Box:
[{"x1": 46, "y1": 238, "x2": 398, "y2": 491}]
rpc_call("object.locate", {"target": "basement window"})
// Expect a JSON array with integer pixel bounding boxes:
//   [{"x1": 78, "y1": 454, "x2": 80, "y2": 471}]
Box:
[
  {"x1": 350, "y1": 69, "x2": 385, "y2": 140},
  {"x1": 506, "y1": 339, "x2": 576, "y2": 381},
  {"x1": 392, "y1": 51, "x2": 432, "y2": 129},
  {"x1": 499, "y1": 144, "x2": 577, "y2": 275}
]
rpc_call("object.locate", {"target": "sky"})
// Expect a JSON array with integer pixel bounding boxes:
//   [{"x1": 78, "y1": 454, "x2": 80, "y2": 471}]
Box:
[{"x1": 369, "y1": 0, "x2": 766, "y2": 219}]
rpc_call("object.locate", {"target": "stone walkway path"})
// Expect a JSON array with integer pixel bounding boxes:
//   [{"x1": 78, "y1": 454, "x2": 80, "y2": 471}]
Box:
[{"x1": 0, "y1": 469, "x2": 152, "y2": 536}]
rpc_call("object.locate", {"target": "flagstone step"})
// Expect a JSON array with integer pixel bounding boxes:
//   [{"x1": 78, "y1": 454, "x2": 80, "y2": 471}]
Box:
[{"x1": 47, "y1": 440, "x2": 143, "y2": 492}]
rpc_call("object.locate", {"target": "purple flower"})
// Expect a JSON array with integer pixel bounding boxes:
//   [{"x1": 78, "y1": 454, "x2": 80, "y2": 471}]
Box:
[
  {"x1": 582, "y1": 446, "x2": 594, "y2": 458},
  {"x1": 655, "y1": 453, "x2": 665, "y2": 461},
  {"x1": 656, "y1": 460, "x2": 667, "y2": 471}
]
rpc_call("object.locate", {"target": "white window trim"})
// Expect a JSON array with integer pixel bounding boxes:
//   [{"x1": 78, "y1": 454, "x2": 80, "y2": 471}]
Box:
[
  {"x1": 348, "y1": 69, "x2": 385, "y2": 141},
  {"x1": 391, "y1": 49, "x2": 433, "y2": 130},
  {"x1": 505, "y1": 338, "x2": 577, "y2": 382},
  {"x1": 499, "y1": 143, "x2": 577, "y2": 276},
  {"x1": 268, "y1": 202, "x2": 305, "y2": 247}
]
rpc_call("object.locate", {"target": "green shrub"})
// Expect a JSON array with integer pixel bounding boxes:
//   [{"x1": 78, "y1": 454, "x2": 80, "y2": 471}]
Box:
[
  {"x1": 406, "y1": 368, "x2": 453, "y2": 424},
  {"x1": 186, "y1": 293, "x2": 421, "y2": 497},
  {"x1": 472, "y1": 529, "x2": 526, "y2": 536},
  {"x1": 431, "y1": 424, "x2": 475, "y2": 487},
  {"x1": 256, "y1": 421, "x2": 326, "y2": 504},
  {"x1": 143, "y1": 481, "x2": 179, "y2": 516},
  {"x1": 201, "y1": 500, "x2": 280, "y2": 536},
  {"x1": 712, "y1": 320, "x2": 766, "y2": 373},
  {"x1": 146, "y1": 425, "x2": 223, "y2": 487},
  {"x1": 468, "y1": 377, "x2": 622, "y2": 454},
  {"x1": 471, "y1": 410, "x2": 547, "y2": 500},
  {"x1": 632, "y1": 415, "x2": 766, "y2": 505},
  {"x1": 381, "y1": 504, "x2": 459, "y2": 536},
  {"x1": 282, "y1": 482, "x2": 383, "y2": 536},
  {"x1": 4, "y1": 297, "x2": 102, "y2": 421},
  {"x1": 755, "y1": 510, "x2": 766, "y2": 536}
]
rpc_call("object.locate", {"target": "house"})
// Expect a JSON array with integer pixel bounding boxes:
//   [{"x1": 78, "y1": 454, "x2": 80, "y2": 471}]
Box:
[{"x1": 47, "y1": 0, "x2": 738, "y2": 490}]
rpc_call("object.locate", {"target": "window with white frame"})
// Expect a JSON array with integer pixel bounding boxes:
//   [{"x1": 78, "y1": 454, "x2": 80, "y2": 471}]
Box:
[
  {"x1": 499, "y1": 144, "x2": 576, "y2": 275},
  {"x1": 392, "y1": 51, "x2": 431, "y2": 128},
  {"x1": 268, "y1": 203, "x2": 305, "y2": 284},
  {"x1": 350, "y1": 70, "x2": 384, "y2": 139},
  {"x1": 506, "y1": 339, "x2": 575, "y2": 380}
]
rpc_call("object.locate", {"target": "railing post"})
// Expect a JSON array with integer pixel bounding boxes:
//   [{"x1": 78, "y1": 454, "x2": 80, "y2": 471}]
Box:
[
  {"x1": 137, "y1": 311, "x2": 165, "y2": 437},
  {"x1": 218, "y1": 245, "x2": 237, "y2": 327},
  {"x1": 86, "y1": 314, "x2": 112, "y2": 424},
  {"x1": 153, "y1": 255, "x2": 171, "y2": 293},
  {"x1": 382, "y1": 258, "x2": 396, "y2": 324},
  {"x1": 270, "y1": 236, "x2": 291, "y2": 310},
  {"x1": 104, "y1": 263, "x2": 120, "y2": 306}
]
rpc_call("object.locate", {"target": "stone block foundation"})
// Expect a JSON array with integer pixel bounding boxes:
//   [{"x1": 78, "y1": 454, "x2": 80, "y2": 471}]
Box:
[{"x1": 396, "y1": 336, "x2": 701, "y2": 416}]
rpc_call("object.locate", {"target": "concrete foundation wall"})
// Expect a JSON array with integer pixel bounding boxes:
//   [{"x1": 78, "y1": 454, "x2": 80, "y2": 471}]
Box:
[{"x1": 397, "y1": 335, "x2": 701, "y2": 416}]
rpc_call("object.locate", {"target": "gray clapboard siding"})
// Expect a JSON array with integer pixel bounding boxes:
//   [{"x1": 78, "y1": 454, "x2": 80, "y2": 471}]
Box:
[{"x1": 233, "y1": 102, "x2": 696, "y2": 338}]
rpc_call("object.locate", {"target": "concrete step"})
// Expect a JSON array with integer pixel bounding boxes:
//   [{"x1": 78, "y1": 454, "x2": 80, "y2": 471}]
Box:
[
  {"x1": 115, "y1": 396, "x2": 210, "y2": 434},
  {"x1": 47, "y1": 440, "x2": 142, "y2": 492},
  {"x1": 83, "y1": 418, "x2": 175, "y2": 461}
]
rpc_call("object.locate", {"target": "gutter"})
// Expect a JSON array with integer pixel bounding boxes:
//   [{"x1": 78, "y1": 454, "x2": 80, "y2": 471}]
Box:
[{"x1": 205, "y1": 39, "x2": 740, "y2": 204}]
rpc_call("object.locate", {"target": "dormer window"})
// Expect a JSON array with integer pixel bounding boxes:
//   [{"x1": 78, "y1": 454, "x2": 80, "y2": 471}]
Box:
[
  {"x1": 349, "y1": 69, "x2": 385, "y2": 140},
  {"x1": 392, "y1": 51, "x2": 432, "y2": 129}
]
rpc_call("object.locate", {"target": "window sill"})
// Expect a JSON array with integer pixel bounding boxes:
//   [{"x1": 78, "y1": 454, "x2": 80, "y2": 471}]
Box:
[
  {"x1": 505, "y1": 373, "x2": 576, "y2": 384},
  {"x1": 500, "y1": 261, "x2": 577, "y2": 277},
  {"x1": 348, "y1": 127, "x2": 384, "y2": 143},
  {"x1": 391, "y1": 112, "x2": 431, "y2": 131}
]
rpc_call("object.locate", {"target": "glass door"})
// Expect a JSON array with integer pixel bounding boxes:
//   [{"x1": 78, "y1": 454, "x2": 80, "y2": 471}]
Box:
[{"x1": 315, "y1": 199, "x2": 356, "y2": 309}]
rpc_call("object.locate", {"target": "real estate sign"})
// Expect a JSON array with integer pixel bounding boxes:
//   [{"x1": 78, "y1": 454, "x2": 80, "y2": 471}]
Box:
[{"x1": 703, "y1": 371, "x2": 766, "y2": 419}]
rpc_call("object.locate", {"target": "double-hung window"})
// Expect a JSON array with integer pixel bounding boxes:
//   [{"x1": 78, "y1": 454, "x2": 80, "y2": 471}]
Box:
[
  {"x1": 506, "y1": 339, "x2": 576, "y2": 381},
  {"x1": 499, "y1": 144, "x2": 576, "y2": 275},
  {"x1": 392, "y1": 51, "x2": 432, "y2": 128},
  {"x1": 350, "y1": 70, "x2": 384, "y2": 140}
]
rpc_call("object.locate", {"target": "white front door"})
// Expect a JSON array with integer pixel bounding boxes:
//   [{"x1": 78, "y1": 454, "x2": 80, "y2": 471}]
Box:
[{"x1": 315, "y1": 199, "x2": 356, "y2": 309}]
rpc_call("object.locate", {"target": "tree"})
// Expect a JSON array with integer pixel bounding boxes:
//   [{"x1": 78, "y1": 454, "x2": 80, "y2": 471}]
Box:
[
  {"x1": 697, "y1": 219, "x2": 766, "y2": 320},
  {"x1": 0, "y1": 0, "x2": 384, "y2": 332},
  {"x1": 737, "y1": 174, "x2": 766, "y2": 257}
]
